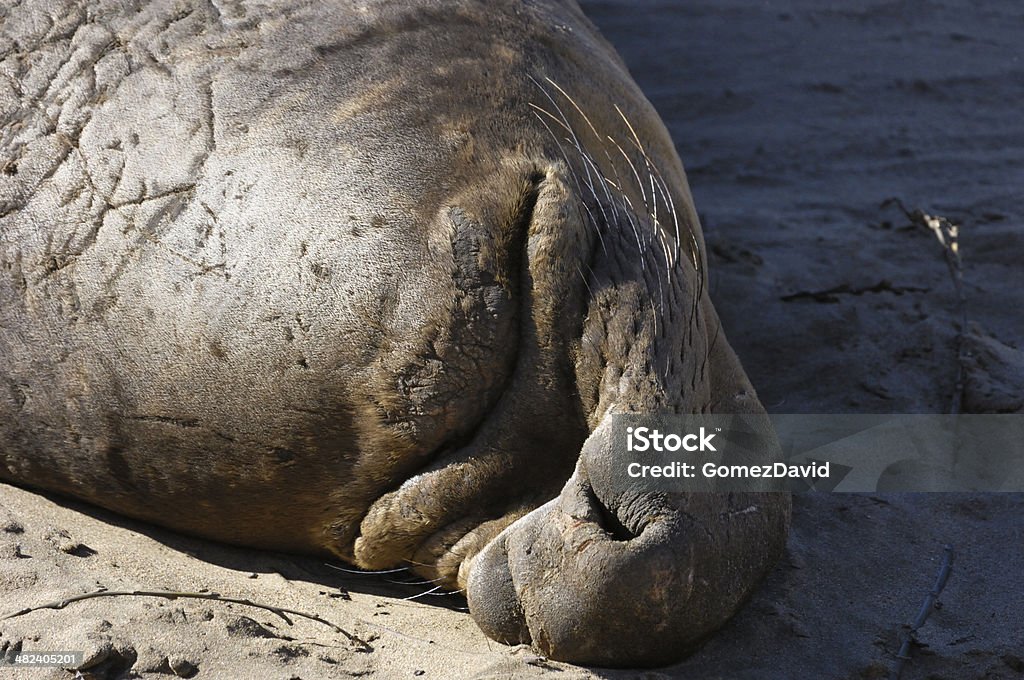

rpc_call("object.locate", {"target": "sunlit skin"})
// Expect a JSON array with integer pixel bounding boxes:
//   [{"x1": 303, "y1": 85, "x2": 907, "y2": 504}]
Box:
[{"x1": 0, "y1": 0, "x2": 790, "y2": 666}]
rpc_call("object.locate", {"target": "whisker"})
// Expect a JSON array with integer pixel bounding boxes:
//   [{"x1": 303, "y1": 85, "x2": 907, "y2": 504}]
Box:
[
  {"x1": 528, "y1": 76, "x2": 606, "y2": 219},
  {"x1": 529, "y1": 108, "x2": 603, "y2": 245},
  {"x1": 423, "y1": 588, "x2": 466, "y2": 597},
  {"x1": 574, "y1": 149, "x2": 628, "y2": 256},
  {"x1": 645, "y1": 162, "x2": 683, "y2": 266},
  {"x1": 611, "y1": 105, "x2": 652, "y2": 214},
  {"x1": 401, "y1": 558, "x2": 440, "y2": 569},
  {"x1": 325, "y1": 563, "x2": 409, "y2": 575},
  {"x1": 576, "y1": 263, "x2": 595, "y2": 299},
  {"x1": 563, "y1": 136, "x2": 610, "y2": 226},
  {"x1": 528, "y1": 103, "x2": 594, "y2": 205},
  {"x1": 527, "y1": 100, "x2": 572, "y2": 133},
  {"x1": 655, "y1": 230, "x2": 670, "y2": 307},
  {"x1": 402, "y1": 585, "x2": 444, "y2": 601},
  {"x1": 544, "y1": 77, "x2": 599, "y2": 136},
  {"x1": 603, "y1": 173, "x2": 647, "y2": 261},
  {"x1": 651, "y1": 294, "x2": 659, "y2": 345},
  {"x1": 528, "y1": 93, "x2": 616, "y2": 259},
  {"x1": 690, "y1": 230, "x2": 704, "y2": 296},
  {"x1": 531, "y1": 78, "x2": 707, "y2": 346},
  {"x1": 616, "y1": 192, "x2": 646, "y2": 266},
  {"x1": 385, "y1": 575, "x2": 447, "y2": 586},
  {"x1": 607, "y1": 135, "x2": 652, "y2": 255},
  {"x1": 618, "y1": 105, "x2": 689, "y2": 271},
  {"x1": 543, "y1": 76, "x2": 629, "y2": 228}
]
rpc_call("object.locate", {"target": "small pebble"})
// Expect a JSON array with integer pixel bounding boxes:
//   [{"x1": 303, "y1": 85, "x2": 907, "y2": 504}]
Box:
[{"x1": 168, "y1": 655, "x2": 198, "y2": 678}]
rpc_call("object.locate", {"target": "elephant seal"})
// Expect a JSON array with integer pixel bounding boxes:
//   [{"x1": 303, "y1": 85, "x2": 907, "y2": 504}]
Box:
[{"x1": 0, "y1": 0, "x2": 790, "y2": 667}]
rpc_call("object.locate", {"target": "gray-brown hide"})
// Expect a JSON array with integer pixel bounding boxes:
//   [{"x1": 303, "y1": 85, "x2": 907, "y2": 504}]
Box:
[{"x1": 0, "y1": 0, "x2": 790, "y2": 667}]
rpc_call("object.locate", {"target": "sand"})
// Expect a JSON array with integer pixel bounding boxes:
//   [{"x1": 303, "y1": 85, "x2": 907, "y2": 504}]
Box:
[{"x1": 2, "y1": 1, "x2": 1022, "y2": 678}]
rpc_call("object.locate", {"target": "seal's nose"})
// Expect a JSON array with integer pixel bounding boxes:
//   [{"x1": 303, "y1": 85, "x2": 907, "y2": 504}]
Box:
[{"x1": 465, "y1": 419, "x2": 790, "y2": 667}]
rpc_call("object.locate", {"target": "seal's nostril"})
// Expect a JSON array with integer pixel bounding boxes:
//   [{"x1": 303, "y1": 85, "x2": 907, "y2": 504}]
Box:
[{"x1": 582, "y1": 481, "x2": 636, "y2": 541}]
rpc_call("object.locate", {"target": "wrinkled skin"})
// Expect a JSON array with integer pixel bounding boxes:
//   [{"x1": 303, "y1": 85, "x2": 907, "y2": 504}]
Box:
[{"x1": 0, "y1": 0, "x2": 790, "y2": 667}]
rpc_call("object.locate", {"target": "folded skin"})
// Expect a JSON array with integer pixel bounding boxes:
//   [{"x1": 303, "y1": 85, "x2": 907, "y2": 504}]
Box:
[{"x1": 0, "y1": 0, "x2": 790, "y2": 666}]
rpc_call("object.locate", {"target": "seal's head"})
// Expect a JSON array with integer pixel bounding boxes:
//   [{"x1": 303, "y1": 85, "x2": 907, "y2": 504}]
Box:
[{"x1": 347, "y1": 73, "x2": 791, "y2": 666}]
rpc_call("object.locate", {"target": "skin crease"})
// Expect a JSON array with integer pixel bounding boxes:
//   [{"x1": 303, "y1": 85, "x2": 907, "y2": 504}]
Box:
[{"x1": 0, "y1": 0, "x2": 790, "y2": 668}]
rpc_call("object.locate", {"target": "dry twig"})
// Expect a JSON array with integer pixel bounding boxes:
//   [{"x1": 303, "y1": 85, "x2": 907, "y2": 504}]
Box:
[
  {"x1": 1, "y1": 588, "x2": 372, "y2": 652},
  {"x1": 881, "y1": 198, "x2": 968, "y2": 414},
  {"x1": 890, "y1": 544, "x2": 955, "y2": 679}
]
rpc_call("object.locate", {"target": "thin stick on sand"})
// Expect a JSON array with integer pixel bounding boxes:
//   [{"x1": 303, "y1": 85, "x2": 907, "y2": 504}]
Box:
[
  {"x1": 890, "y1": 544, "x2": 955, "y2": 680},
  {"x1": 881, "y1": 198, "x2": 968, "y2": 415},
  {"x1": 1, "y1": 588, "x2": 373, "y2": 652}
]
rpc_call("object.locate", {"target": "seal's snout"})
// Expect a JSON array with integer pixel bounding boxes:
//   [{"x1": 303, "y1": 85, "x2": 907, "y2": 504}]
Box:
[
  {"x1": 461, "y1": 162, "x2": 793, "y2": 665},
  {"x1": 466, "y1": 416, "x2": 790, "y2": 667},
  {"x1": 465, "y1": 465, "x2": 694, "y2": 666}
]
